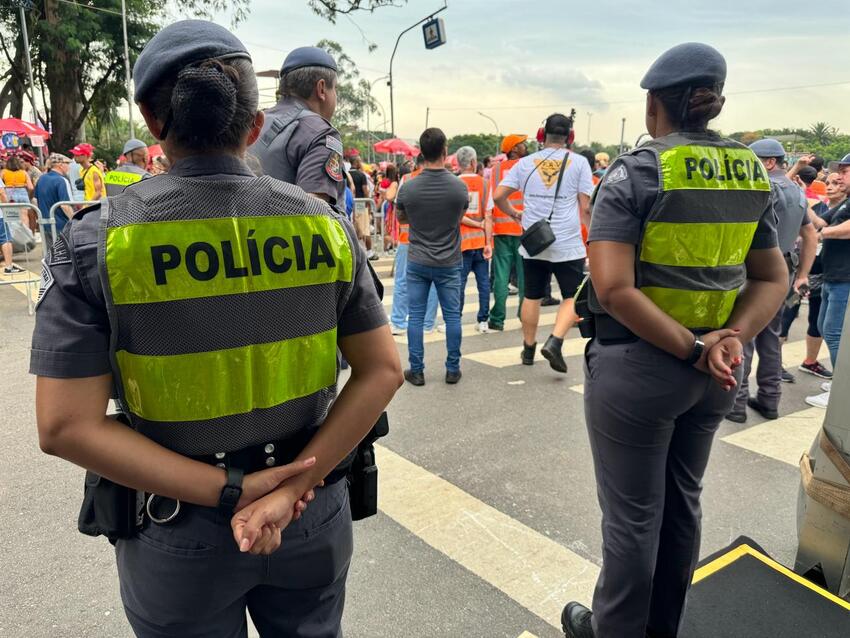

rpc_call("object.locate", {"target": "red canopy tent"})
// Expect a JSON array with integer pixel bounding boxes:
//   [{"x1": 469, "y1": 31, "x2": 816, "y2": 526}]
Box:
[
  {"x1": 373, "y1": 138, "x2": 419, "y2": 157},
  {"x1": 0, "y1": 117, "x2": 50, "y2": 139}
]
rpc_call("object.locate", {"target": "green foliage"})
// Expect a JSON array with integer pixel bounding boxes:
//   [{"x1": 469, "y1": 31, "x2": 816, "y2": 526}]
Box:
[
  {"x1": 86, "y1": 116, "x2": 157, "y2": 167},
  {"x1": 447, "y1": 133, "x2": 501, "y2": 158},
  {"x1": 316, "y1": 39, "x2": 376, "y2": 131},
  {"x1": 308, "y1": 0, "x2": 406, "y2": 23},
  {"x1": 728, "y1": 123, "x2": 850, "y2": 161}
]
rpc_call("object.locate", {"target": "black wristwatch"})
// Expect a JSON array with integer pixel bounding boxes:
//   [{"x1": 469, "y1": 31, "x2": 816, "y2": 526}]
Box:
[
  {"x1": 218, "y1": 467, "x2": 244, "y2": 514},
  {"x1": 685, "y1": 334, "x2": 705, "y2": 365}
]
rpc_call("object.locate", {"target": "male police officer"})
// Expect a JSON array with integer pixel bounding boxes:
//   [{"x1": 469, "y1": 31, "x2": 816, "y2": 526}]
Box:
[
  {"x1": 104, "y1": 138, "x2": 152, "y2": 196},
  {"x1": 250, "y1": 46, "x2": 345, "y2": 210},
  {"x1": 727, "y1": 138, "x2": 817, "y2": 422}
]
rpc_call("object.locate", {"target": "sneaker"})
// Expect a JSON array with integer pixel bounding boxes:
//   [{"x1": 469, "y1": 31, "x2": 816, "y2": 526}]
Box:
[
  {"x1": 780, "y1": 367, "x2": 796, "y2": 383},
  {"x1": 799, "y1": 361, "x2": 833, "y2": 379},
  {"x1": 3, "y1": 264, "x2": 25, "y2": 274},
  {"x1": 437, "y1": 324, "x2": 446, "y2": 333},
  {"x1": 508, "y1": 283, "x2": 519, "y2": 296},
  {"x1": 822, "y1": 381, "x2": 832, "y2": 393},
  {"x1": 561, "y1": 602, "x2": 594, "y2": 638},
  {"x1": 445, "y1": 370, "x2": 462, "y2": 384},
  {"x1": 403, "y1": 369, "x2": 425, "y2": 386},
  {"x1": 487, "y1": 320, "x2": 504, "y2": 331},
  {"x1": 368, "y1": 253, "x2": 380, "y2": 262},
  {"x1": 541, "y1": 296, "x2": 561, "y2": 307},
  {"x1": 390, "y1": 325, "x2": 405, "y2": 336},
  {"x1": 476, "y1": 321, "x2": 491, "y2": 334},
  {"x1": 805, "y1": 391, "x2": 830, "y2": 409}
]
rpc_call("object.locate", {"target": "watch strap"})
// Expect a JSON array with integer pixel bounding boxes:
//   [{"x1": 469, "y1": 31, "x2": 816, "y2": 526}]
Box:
[
  {"x1": 685, "y1": 336, "x2": 705, "y2": 365},
  {"x1": 218, "y1": 466, "x2": 244, "y2": 514}
]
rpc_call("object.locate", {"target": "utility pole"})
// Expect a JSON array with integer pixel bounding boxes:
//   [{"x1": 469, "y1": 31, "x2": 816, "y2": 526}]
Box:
[
  {"x1": 17, "y1": 2, "x2": 43, "y2": 162},
  {"x1": 425, "y1": 107, "x2": 430, "y2": 128},
  {"x1": 477, "y1": 111, "x2": 501, "y2": 154},
  {"x1": 388, "y1": 1, "x2": 447, "y2": 137},
  {"x1": 366, "y1": 75, "x2": 388, "y2": 163},
  {"x1": 618, "y1": 118, "x2": 626, "y2": 156},
  {"x1": 586, "y1": 112, "x2": 593, "y2": 146},
  {"x1": 121, "y1": 0, "x2": 134, "y2": 137}
]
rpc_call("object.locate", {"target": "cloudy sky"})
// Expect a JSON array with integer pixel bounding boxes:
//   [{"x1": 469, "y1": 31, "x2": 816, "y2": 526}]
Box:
[{"x1": 214, "y1": 0, "x2": 848, "y2": 145}]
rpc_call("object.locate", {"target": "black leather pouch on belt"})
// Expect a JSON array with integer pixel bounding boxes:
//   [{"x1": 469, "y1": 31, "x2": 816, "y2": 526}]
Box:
[
  {"x1": 77, "y1": 414, "x2": 141, "y2": 543},
  {"x1": 350, "y1": 411, "x2": 389, "y2": 521},
  {"x1": 580, "y1": 276, "x2": 638, "y2": 344}
]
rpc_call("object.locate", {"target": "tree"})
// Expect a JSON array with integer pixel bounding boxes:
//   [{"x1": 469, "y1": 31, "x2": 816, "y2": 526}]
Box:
[
  {"x1": 308, "y1": 0, "x2": 406, "y2": 22},
  {"x1": 448, "y1": 133, "x2": 501, "y2": 158},
  {"x1": 809, "y1": 122, "x2": 838, "y2": 146},
  {"x1": 0, "y1": 0, "x2": 250, "y2": 152},
  {"x1": 316, "y1": 39, "x2": 376, "y2": 132}
]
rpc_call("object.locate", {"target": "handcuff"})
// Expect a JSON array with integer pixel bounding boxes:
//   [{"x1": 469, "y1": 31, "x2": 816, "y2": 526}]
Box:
[{"x1": 145, "y1": 467, "x2": 244, "y2": 524}]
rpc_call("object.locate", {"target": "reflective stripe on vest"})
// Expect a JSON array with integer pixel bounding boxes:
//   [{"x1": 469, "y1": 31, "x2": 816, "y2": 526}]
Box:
[
  {"x1": 459, "y1": 174, "x2": 486, "y2": 251},
  {"x1": 491, "y1": 160, "x2": 523, "y2": 236},
  {"x1": 636, "y1": 136, "x2": 771, "y2": 330},
  {"x1": 99, "y1": 175, "x2": 354, "y2": 455},
  {"x1": 104, "y1": 168, "x2": 145, "y2": 196}
]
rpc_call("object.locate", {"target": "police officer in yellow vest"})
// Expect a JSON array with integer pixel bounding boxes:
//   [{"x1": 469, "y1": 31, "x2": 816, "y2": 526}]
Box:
[
  {"x1": 31, "y1": 21, "x2": 401, "y2": 637},
  {"x1": 562, "y1": 43, "x2": 789, "y2": 638},
  {"x1": 104, "y1": 138, "x2": 152, "y2": 196}
]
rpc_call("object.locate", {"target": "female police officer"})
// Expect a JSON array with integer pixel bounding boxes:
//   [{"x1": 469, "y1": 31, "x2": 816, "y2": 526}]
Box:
[
  {"x1": 561, "y1": 43, "x2": 789, "y2": 638},
  {"x1": 31, "y1": 21, "x2": 402, "y2": 637}
]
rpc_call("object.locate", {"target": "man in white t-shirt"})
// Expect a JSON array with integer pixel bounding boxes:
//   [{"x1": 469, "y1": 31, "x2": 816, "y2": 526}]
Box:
[{"x1": 493, "y1": 113, "x2": 593, "y2": 373}]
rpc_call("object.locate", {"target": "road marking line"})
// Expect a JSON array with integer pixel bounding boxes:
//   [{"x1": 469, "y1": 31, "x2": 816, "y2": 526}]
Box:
[
  {"x1": 0, "y1": 266, "x2": 41, "y2": 303},
  {"x1": 377, "y1": 445, "x2": 597, "y2": 629},
  {"x1": 382, "y1": 283, "x2": 481, "y2": 307},
  {"x1": 465, "y1": 337, "x2": 587, "y2": 368},
  {"x1": 517, "y1": 633, "x2": 540, "y2": 638},
  {"x1": 720, "y1": 407, "x2": 823, "y2": 466},
  {"x1": 569, "y1": 384, "x2": 585, "y2": 395}
]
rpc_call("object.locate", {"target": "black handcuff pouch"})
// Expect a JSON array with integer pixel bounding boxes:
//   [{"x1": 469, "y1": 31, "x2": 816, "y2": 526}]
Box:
[{"x1": 349, "y1": 412, "x2": 389, "y2": 521}]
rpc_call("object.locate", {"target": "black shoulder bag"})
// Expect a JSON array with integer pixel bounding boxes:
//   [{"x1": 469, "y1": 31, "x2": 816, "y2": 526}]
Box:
[{"x1": 520, "y1": 150, "x2": 569, "y2": 257}]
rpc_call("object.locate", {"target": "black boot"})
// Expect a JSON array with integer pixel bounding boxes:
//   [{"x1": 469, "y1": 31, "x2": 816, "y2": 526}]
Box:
[
  {"x1": 521, "y1": 342, "x2": 537, "y2": 365},
  {"x1": 541, "y1": 335, "x2": 568, "y2": 373},
  {"x1": 561, "y1": 602, "x2": 594, "y2": 637},
  {"x1": 403, "y1": 369, "x2": 425, "y2": 386}
]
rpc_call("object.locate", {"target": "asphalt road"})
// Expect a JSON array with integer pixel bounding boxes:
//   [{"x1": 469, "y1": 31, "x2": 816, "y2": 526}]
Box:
[{"x1": 0, "y1": 248, "x2": 830, "y2": 637}]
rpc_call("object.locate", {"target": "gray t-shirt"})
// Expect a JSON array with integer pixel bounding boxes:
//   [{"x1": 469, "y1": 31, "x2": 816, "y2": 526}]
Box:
[
  {"x1": 396, "y1": 168, "x2": 468, "y2": 267},
  {"x1": 589, "y1": 146, "x2": 778, "y2": 250},
  {"x1": 768, "y1": 168, "x2": 810, "y2": 254},
  {"x1": 30, "y1": 155, "x2": 387, "y2": 379}
]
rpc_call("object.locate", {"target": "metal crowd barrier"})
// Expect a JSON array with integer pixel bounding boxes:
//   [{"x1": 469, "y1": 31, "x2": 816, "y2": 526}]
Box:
[
  {"x1": 45, "y1": 200, "x2": 99, "y2": 249},
  {"x1": 0, "y1": 203, "x2": 42, "y2": 315},
  {"x1": 353, "y1": 197, "x2": 387, "y2": 257}
]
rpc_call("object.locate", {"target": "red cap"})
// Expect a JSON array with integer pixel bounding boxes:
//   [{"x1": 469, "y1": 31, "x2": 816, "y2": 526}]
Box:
[{"x1": 69, "y1": 143, "x2": 94, "y2": 156}]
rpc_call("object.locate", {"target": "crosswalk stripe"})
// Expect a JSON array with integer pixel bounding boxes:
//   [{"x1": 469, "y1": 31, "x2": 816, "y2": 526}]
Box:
[
  {"x1": 0, "y1": 266, "x2": 40, "y2": 303},
  {"x1": 569, "y1": 384, "x2": 585, "y2": 395},
  {"x1": 377, "y1": 444, "x2": 597, "y2": 629},
  {"x1": 720, "y1": 407, "x2": 823, "y2": 466},
  {"x1": 466, "y1": 337, "x2": 587, "y2": 368},
  {"x1": 394, "y1": 313, "x2": 559, "y2": 345},
  {"x1": 382, "y1": 283, "x2": 481, "y2": 307}
]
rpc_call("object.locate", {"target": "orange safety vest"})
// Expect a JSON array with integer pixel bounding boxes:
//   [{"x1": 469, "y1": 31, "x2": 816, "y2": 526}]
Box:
[
  {"x1": 397, "y1": 169, "x2": 422, "y2": 245},
  {"x1": 459, "y1": 174, "x2": 487, "y2": 252},
  {"x1": 490, "y1": 160, "x2": 523, "y2": 237}
]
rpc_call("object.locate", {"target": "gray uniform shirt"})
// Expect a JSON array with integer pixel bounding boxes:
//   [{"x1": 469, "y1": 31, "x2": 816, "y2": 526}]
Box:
[
  {"x1": 30, "y1": 154, "x2": 387, "y2": 379},
  {"x1": 589, "y1": 145, "x2": 779, "y2": 250},
  {"x1": 252, "y1": 97, "x2": 345, "y2": 207},
  {"x1": 395, "y1": 168, "x2": 469, "y2": 268},
  {"x1": 768, "y1": 168, "x2": 810, "y2": 255}
]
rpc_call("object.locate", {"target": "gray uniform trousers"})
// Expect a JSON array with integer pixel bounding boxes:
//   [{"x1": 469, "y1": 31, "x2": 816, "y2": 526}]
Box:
[
  {"x1": 584, "y1": 338, "x2": 741, "y2": 638},
  {"x1": 731, "y1": 308, "x2": 783, "y2": 415},
  {"x1": 115, "y1": 480, "x2": 352, "y2": 638}
]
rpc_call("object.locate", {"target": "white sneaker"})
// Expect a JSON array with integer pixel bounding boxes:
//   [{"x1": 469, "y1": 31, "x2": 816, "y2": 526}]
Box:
[
  {"x1": 390, "y1": 325, "x2": 405, "y2": 336},
  {"x1": 805, "y1": 391, "x2": 830, "y2": 409},
  {"x1": 508, "y1": 283, "x2": 519, "y2": 295},
  {"x1": 822, "y1": 381, "x2": 832, "y2": 393},
  {"x1": 437, "y1": 324, "x2": 446, "y2": 333},
  {"x1": 424, "y1": 326, "x2": 436, "y2": 334},
  {"x1": 476, "y1": 321, "x2": 491, "y2": 333}
]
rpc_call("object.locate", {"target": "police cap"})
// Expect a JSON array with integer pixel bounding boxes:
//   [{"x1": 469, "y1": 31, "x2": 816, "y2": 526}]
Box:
[
  {"x1": 281, "y1": 46, "x2": 338, "y2": 75},
  {"x1": 133, "y1": 20, "x2": 251, "y2": 103},
  {"x1": 749, "y1": 138, "x2": 786, "y2": 159},
  {"x1": 838, "y1": 153, "x2": 850, "y2": 166},
  {"x1": 122, "y1": 138, "x2": 148, "y2": 155},
  {"x1": 640, "y1": 42, "x2": 727, "y2": 91}
]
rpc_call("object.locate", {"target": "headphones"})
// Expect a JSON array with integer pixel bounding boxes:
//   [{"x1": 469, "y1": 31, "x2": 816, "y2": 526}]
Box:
[{"x1": 537, "y1": 108, "x2": 576, "y2": 146}]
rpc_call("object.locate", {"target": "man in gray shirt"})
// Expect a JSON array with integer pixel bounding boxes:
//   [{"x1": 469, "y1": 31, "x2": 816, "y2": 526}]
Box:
[{"x1": 396, "y1": 127, "x2": 468, "y2": 386}]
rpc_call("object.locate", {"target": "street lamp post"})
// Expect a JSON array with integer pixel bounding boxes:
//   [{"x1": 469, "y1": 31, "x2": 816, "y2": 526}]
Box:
[
  {"x1": 478, "y1": 111, "x2": 501, "y2": 154},
  {"x1": 586, "y1": 112, "x2": 593, "y2": 146},
  {"x1": 16, "y1": 2, "x2": 43, "y2": 162},
  {"x1": 366, "y1": 75, "x2": 388, "y2": 163},
  {"x1": 388, "y1": 1, "x2": 447, "y2": 137}
]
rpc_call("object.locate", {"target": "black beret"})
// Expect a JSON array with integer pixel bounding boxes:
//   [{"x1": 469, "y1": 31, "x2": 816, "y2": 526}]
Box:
[
  {"x1": 281, "y1": 46, "x2": 338, "y2": 75},
  {"x1": 640, "y1": 42, "x2": 726, "y2": 91},
  {"x1": 134, "y1": 20, "x2": 251, "y2": 103}
]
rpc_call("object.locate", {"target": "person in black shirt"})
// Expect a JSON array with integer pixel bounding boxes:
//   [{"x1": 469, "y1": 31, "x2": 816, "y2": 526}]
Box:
[{"x1": 349, "y1": 156, "x2": 369, "y2": 198}]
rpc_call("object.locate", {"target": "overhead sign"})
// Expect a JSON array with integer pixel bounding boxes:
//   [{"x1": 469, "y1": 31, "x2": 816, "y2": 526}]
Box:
[
  {"x1": 2, "y1": 133, "x2": 21, "y2": 149},
  {"x1": 422, "y1": 17, "x2": 446, "y2": 50}
]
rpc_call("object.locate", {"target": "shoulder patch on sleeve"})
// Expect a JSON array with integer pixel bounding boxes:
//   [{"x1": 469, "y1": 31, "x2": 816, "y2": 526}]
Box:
[
  {"x1": 325, "y1": 135, "x2": 344, "y2": 155},
  {"x1": 47, "y1": 233, "x2": 71, "y2": 266},
  {"x1": 34, "y1": 259, "x2": 55, "y2": 310},
  {"x1": 325, "y1": 152, "x2": 343, "y2": 182},
  {"x1": 604, "y1": 164, "x2": 629, "y2": 185}
]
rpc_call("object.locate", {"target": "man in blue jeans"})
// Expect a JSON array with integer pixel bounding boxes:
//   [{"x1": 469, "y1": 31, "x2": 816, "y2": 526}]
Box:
[
  {"x1": 396, "y1": 127, "x2": 469, "y2": 385},
  {"x1": 390, "y1": 165, "x2": 439, "y2": 335}
]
